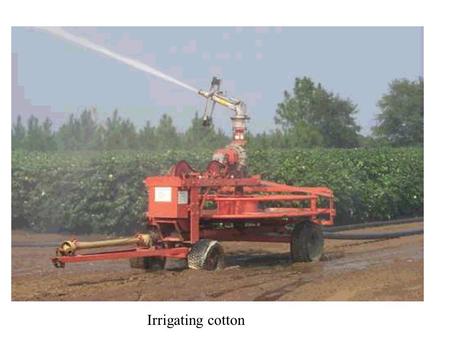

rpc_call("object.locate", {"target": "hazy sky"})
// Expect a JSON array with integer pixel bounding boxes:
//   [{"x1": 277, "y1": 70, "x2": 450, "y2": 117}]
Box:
[{"x1": 12, "y1": 27, "x2": 423, "y2": 135}]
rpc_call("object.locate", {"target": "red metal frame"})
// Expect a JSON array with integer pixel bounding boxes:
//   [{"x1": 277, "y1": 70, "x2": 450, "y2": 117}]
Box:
[
  {"x1": 52, "y1": 168, "x2": 335, "y2": 267},
  {"x1": 52, "y1": 247, "x2": 189, "y2": 267},
  {"x1": 147, "y1": 176, "x2": 334, "y2": 237}
]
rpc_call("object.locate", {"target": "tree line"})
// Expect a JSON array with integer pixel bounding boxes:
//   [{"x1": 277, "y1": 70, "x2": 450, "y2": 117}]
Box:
[
  {"x1": 12, "y1": 110, "x2": 230, "y2": 152},
  {"x1": 12, "y1": 77, "x2": 423, "y2": 152}
]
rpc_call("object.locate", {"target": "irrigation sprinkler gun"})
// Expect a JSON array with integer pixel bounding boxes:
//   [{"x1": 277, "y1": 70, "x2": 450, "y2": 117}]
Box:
[
  {"x1": 52, "y1": 77, "x2": 336, "y2": 270},
  {"x1": 198, "y1": 76, "x2": 248, "y2": 142}
]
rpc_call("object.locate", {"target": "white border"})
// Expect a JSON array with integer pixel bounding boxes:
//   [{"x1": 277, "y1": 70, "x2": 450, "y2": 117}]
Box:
[{"x1": 3, "y1": 1, "x2": 449, "y2": 337}]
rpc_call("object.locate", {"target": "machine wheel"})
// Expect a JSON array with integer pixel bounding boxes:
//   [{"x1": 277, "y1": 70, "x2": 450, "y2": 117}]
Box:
[
  {"x1": 290, "y1": 222, "x2": 324, "y2": 262},
  {"x1": 187, "y1": 239, "x2": 225, "y2": 270}
]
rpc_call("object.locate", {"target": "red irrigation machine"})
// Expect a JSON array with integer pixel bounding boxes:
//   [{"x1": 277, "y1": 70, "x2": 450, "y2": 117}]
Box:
[{"x1": 52, "y1": 77, "x2": 335, "y2": 270}]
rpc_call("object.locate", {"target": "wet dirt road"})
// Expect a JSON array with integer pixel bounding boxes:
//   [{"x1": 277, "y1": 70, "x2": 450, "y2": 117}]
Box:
[{"x1": 11, "y1": 222, "x2": 423, "y2": 301}]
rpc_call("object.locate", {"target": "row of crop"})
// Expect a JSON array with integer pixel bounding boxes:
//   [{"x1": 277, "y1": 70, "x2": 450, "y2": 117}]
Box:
[
  {"x1": 248, "y1": 147, "x2": 423, "y2": 224},
  {"x1": 11, "y1": 147, "x2": 423, "y2": 234},
  {"x1": 11, "y1": 150, "x2": 211, "y2": 234}
]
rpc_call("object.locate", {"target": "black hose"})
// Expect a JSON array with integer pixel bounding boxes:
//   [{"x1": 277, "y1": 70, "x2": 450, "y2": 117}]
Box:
[
  {"x1": 12, "y1": 242, "x2": 60, "y2": 248},
  {"x1": 324, "y1": 217, "x2": 423, "y2": 233},
  {"x1": 323, "y1": 228, "x2": 423, "y2": 240}
]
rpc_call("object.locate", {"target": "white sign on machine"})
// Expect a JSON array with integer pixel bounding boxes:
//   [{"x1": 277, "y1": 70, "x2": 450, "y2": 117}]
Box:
[{"x1": 154, "y1": 187, "x2": 172, "y2": 202}]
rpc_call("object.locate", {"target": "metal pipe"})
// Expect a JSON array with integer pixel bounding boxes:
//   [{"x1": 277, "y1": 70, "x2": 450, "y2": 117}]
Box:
[{"x1": 57, "y1": 234, "x2": 151, "y2": 256}]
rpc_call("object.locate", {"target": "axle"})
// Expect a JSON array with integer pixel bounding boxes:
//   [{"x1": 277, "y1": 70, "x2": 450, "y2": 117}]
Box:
[{"x1": 56, "y1": 233, "x2": 152, "y2": 256}]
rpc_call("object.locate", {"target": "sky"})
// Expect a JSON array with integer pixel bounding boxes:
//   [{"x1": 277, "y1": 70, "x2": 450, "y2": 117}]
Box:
[{"x1": 11, "y1": 27, "x2": 423, "y2": 135}]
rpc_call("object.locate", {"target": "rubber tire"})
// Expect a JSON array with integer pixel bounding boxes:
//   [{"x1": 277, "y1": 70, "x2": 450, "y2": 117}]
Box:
[
  {"x1": 187, "y1": 239, "x2": 225, "y2": 270},
  {"x1": 290, "y1": 222, "x2": 324, "y2": 262}
]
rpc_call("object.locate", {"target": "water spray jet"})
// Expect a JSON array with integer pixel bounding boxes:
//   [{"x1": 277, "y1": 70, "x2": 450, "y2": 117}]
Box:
[{"x1": 39, "y1": 27, "x2": 199, "y2": 93}]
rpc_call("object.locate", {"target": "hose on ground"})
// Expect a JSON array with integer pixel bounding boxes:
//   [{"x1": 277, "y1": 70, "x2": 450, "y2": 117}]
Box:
[
  {"x1": 323, "y1": 228, "x2": 423, "y2": 240},
  {"x1": 324, "y1": 217, "x2": 423, "y2": 233}
]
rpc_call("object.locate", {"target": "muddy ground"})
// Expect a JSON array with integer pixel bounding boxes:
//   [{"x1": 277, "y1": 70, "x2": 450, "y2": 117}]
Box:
[{"x1": 11, "y1": 222, "x2": 423, "y2": 301}]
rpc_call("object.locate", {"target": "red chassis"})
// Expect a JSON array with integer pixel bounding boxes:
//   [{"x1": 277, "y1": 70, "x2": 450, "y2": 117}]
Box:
[{"x1": 52, "y1": 173, "x2": 335, "y2": 267}]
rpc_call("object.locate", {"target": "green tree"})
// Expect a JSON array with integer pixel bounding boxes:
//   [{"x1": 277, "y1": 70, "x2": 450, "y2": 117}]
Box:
[
  {"x1": 79, "y1": 109, "x2": 99, "y2": 148},
  {"x1": 183, "y1": 112, "x2": 229, "y2": 150},
  {"x1": 372, "y1": 78, "x2": 423, "y2": 146},
  {"x1": 275, "y1": 77, "x2": 361, "y2": 148},
  {"x1": 155, "y1": 114, "x2": 179, "y2": 150},
  {"x1": 56, "y1": 109, "x2": 101, "y2": 150},
  {"x1": 22, "y1": 115, "x2": 56, "y2": 151},
  {"x1": 56, "y1": 114, "x2": 82, "y2": 150},
  {"x1": 12, "y1": 115, "x2": 26, "y2": 150},
  {"x1": 139, "y1": 121, "x2": 157, "y2": 150},
  {"x1": 42, "y1": 118, "x2": 57, "y2": 151},
  {"x1": 103, "y1": 110, "x2": 138, "y2": 150},
  {"x1": 248, "y1": 129, "x2": 294, "y2": 150}
]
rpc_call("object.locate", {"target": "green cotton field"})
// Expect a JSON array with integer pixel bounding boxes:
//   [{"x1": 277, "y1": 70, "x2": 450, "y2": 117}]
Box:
[{"x1": 11, "y1": 147, "x2": 423, "y2": 234}]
